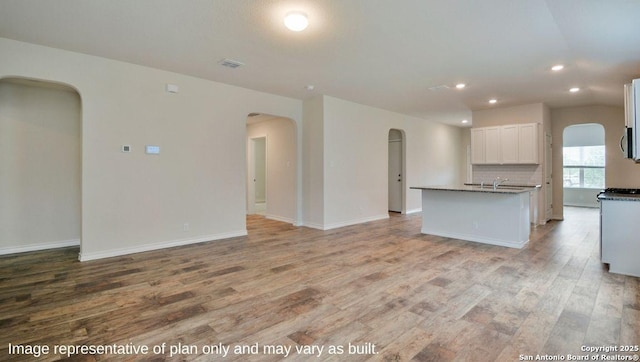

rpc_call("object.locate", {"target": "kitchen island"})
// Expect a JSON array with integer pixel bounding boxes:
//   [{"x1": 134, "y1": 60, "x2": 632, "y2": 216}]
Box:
[{"x1": 411, "y1": 184, "x2": 535, "y2": 249}]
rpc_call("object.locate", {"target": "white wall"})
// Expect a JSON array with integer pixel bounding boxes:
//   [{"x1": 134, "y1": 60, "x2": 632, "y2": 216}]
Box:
[
  {"x1": 321, "y1": 96, "x2": 463, "y2": 228},
  {"x1": 246, "y1": 117, "x2": 297, "y2": 223},
  {"x1": 302, "y1": 96, "x2": 325, "y2": 228},
  {"x1": 0, "y1": 79, "x2": 81, "y2": 254},
  {"x1": 0, "y1": 37, "x2": 302, "y2": 260},
  {"x1": 563, "y1": 188, "x2": 599, "y2": 208}
]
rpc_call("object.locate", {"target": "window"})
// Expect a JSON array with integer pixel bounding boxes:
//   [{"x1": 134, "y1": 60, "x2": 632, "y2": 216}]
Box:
[{"x1": 563, "y1": 145, "x2": 605, "y2": 188}]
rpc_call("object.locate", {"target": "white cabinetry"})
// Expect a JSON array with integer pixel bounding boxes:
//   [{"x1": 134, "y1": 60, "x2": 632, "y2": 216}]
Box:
[
  {"x1": 500, "y1": 125, "x2": 519, "y2": 164},
  {"x1": 518, "y1": 123, "x2": 538, "y2": 164},
  {"x1": 471, "y1": 123, "x2": 538, "y2": 164},
  {"x1": 600, "y1": 198, "x2": 640, "y2": 277},
  {"x1": 484, "y1": 127, "x2": 501, "y2": 164},
  {"x1": 470, "y1": 128, "x2": 485, "y2": 164}
]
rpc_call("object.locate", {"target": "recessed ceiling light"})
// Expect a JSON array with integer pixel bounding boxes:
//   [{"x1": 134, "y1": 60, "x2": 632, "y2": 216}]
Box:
[
  {"x1": 489, "y1": 99, "x2": 497, "y2": 104},
  {"x1": 569, "y1": 87, "x2": 580, "y2": 92},
  {"x1": 284, "y1": 11, "x2": 308, "y2": 31},
  {"x1": 462, "y1": 119, "x2": 469, "y2": 124},
  {"x1": 456, "y1": 83, "x2": 466, "y2": 89},
  {"x1": 551, "y1": 64, "x2": 564, "y2": 71},
  {"x1": 305, "y1": 85, "x2": 315, "y2": 91}
]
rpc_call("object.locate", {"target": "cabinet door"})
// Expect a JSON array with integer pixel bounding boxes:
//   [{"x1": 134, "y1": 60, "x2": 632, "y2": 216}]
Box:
[
  {"x1": 484, "y1": 127, "x2": 501, "y2": 164},
  {"x1": 470, "y1": 128, "x2": 485, "y2": 164},
  {"x1": 518, "y1": 123, "x2": 538, "y2": 164},
  {"x1": 501, "y1": 125, "x2": 519, "y2": 164}
]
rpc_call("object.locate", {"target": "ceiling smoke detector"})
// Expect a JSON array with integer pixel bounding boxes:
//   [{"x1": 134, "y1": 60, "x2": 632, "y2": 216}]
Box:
[{"x1": 218, "y1": 58, "x2": 244, "y2": 69}]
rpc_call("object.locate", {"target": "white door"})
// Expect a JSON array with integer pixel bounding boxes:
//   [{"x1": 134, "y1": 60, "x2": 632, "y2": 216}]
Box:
[
  {"x1": 545, "y1": 132, "x2": 553, "y2": 221},
  {"x1": 247, "y1": 137, "x2": 266, "y2": 215},
  {"x1": 388, "y1": 137, "x2": 403, "y2": 212}
]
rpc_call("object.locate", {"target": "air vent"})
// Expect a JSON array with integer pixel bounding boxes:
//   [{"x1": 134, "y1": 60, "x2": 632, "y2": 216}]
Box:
[{"x1": 218, "y1": 58, "x2": 244, "y2": 69}]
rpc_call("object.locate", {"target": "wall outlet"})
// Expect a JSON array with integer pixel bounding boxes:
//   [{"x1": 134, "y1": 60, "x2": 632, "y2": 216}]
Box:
[{"x1": 183, "y1": 223, "x2": 189, "y2": 232}]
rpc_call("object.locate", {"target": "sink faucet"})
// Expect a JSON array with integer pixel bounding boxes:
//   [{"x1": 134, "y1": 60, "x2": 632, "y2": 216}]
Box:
[{"x1": 493, "y1": 177, "x2": 509, "y2": 190}]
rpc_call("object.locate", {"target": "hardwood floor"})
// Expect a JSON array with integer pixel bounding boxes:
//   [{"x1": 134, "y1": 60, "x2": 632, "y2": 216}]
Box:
[{"x1": 1, "y1": 207, "x2": 639, "y2": 361}]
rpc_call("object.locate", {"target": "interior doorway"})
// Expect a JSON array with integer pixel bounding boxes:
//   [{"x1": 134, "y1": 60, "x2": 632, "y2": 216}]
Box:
[
  {"x1": 562, "y1": 123, "x2": 605, "y2": 209},
  {"x1": 0, "y1": 77, "x2": 82, "y2": 255},
  {"x1": 388, "y1": 129, "x2": 405, "y2": 213},
  {"x1": 245, "y1": 113, "x2": 297, "y2": 224},
  {"x1": 248, "y1": 136, "x2": 267, "y2": 215}
]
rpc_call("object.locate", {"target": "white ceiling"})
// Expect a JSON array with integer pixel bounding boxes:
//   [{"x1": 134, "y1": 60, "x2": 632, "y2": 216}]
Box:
[{"x1": 1, "y1": 0, "x2": 639, "y2": 126}]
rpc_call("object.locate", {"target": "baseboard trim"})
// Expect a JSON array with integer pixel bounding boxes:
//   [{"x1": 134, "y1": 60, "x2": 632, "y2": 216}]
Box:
[
  {"x1": 406, "y1": 208, "x2": 422, "y2": 214},
  {"x1": 265, "y1": 214, "x2": 295, "y2": 224},
  {"x1": 0, "y1": 239, "x2": 80, "y2": 256},
  {"x1": 302, "y1": 222, "x2": 325, "y2": 230},
  {"x1": 78, "y1": 231, "x2": 247, "y2": 262},
  {"x1": 322, "y1": 214, "x2": 390, "y2": 231}
]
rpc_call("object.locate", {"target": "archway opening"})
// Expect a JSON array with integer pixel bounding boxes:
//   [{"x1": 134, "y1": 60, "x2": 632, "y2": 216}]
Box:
[
  {"x1": 245, "y1": 113, "x2": 297, "y2": 224},
  {"x1": 0, "y1": 77, "x2": 82, "y2": 256},
  {"x1": 562, "y1": 123, "x2": 605, "y2": 208}
]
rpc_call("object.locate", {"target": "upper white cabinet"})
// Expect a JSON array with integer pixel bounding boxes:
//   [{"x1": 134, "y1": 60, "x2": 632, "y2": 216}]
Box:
[
  {"x1": 518, "y1": 123, "x2": 538, "y2": 164},
  {"x1": 471, "y1": 123, "x2": 538, "y2": 165},
  {"x1": 470, "y1": 128, "x2": 485, "y2": 165},
  {"x1": 500, "y1": 125, "x2": 519, "y2": 164},
  {"x1": 484, "y1": 127, "x2": 501, "y2": 164}
]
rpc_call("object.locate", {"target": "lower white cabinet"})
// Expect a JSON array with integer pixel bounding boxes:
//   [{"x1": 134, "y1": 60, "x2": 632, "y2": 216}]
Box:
[{"x1": 600, "y1": 198, "x2": 640, "y2": 277}]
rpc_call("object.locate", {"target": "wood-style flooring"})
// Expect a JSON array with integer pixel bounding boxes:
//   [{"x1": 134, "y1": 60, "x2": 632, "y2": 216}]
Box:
[{"x1": 1, "y1": 207, "x2": 639, "y2": 361}]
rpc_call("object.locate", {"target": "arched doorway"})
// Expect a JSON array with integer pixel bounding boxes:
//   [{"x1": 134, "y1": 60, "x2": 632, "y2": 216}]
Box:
[
  {"x1": 562, "y1": 123, "x2": 605, "y2": 208},
  {"x1": 0, "y1": 77, "x2": 82, "y2": 255},
  {"x1": 245, "y1": 113, "x2": 297, "y2": 224},
  {"x1": 388, "y1": 129, "x2": 405, "y2": 213}
]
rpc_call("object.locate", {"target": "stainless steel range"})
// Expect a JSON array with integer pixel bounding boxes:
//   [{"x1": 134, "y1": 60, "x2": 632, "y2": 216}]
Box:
[{"x1": 598, "y1": 188, "x2": 640, "y2": 278}]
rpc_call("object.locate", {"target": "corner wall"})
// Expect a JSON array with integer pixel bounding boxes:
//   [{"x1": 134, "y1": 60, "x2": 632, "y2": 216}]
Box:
[{"x1": 322, "y1": 96, "x2": 463, "y2": 228}]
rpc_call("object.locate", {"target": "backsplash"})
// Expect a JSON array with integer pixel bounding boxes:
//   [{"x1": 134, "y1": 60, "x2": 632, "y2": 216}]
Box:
[{"x1": 472, "y1": 164, "x2": 542, "y2": 186}]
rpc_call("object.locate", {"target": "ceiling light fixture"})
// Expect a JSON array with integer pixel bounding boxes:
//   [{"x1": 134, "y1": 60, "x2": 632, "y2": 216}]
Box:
[
  {"x1": 462, "y1": 119, "x2": 469, "y2": 124},
  {"x1": 284, "y1": 11, "x2": 308, "y2": 31},
  {"x1": 551, "y1": 64, "x2": 564, "y2": 71},
  {"x1": 456, "y1": 83, "x2": 466, "y2": 89},
  {"x1": 570, "y1": 87, "x2": 580, "y2": 92},
  {"x1": 489, "y1": 99, "x2": 497, "y2": 104}
]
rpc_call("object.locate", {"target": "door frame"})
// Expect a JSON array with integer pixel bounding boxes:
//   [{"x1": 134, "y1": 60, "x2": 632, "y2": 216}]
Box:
[{"x1": 388, "y1": 128, "x2": 406, "y2": 213}]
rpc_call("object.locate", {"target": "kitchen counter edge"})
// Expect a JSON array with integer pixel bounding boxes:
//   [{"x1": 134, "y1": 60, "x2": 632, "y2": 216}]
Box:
[
  {"x1": 410, "y1": 184, "x2": 540, "y2": 194},
  {"x1": 597, "y1": 193, "x2": 640, "y2": 202}
]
